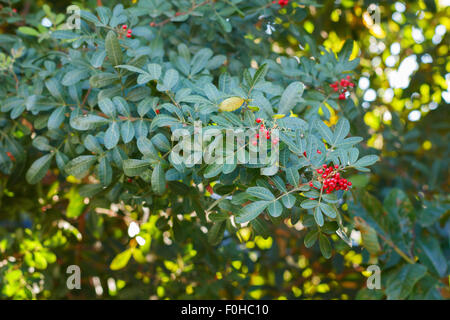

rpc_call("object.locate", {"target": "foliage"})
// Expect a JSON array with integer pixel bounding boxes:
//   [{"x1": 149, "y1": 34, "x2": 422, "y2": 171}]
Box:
[{"x1": 0, "y1": 0, "x2": 448, "y2": 300}]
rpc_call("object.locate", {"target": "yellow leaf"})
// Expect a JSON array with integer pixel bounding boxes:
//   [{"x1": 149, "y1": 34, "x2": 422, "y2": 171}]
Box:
[{"x1": 218, "y1": 97, "x2": 245, "y2": 112}]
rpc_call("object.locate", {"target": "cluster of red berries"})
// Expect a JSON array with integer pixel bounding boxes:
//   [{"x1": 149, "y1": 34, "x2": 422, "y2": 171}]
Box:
[
  {"x1": 122, "y1": 25, "x2": 133, "y2": 38},
  {"x1": 273, "y1": 0, "x2": 289, "y2": 7},
  {"x1": 330, "y1": 75, "x2": 355, "y2": 100},
  {"x1": 253, "y1": 118, "x2": 279, "y2": 146},
  {"x1": 309, "y1": 164, "x2": 352, "y2": 194}
]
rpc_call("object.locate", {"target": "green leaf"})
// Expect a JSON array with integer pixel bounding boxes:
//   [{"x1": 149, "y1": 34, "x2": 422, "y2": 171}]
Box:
[
  {"x1": 285, "y1": 167, "x2": 300, "y2": 187},
  {"x1": 332, "y1": 118, "x2": 350, "y2": 145},
  {"x1": 319, "y1": 203, "x2": 337, "y2": 218},
  {"x1": 314, "y1": 207, "x2": 324, "y2": 226},
  {"x1": 149, "y1": 114, "x2": 179, "y2": 132},
  {"x1": 147, "y1": 63, "x2": 162, "y2": 80},
  {"x1": 190, "y1": 48, "x2": 213, "y2": 75},
  {"x1": 113, "y1": 96, "x2": 130, "y2": 117},
  {"x1": 98, "y1": 157, "x2": 112, "y2": 186},
  {"x1": 123, "y1": 159, "x2": 150, "y2": 176},
  {"x1": 281, "y1": 194, "x2": 296, "y2": 208},
  {"x1": 217, "y1": 14, "x2": 232, "y2": 33},
  {"x1": 98, "y1": 98, "x2": 116, "y2": 117},
  {"x1": 151, "y1": 163, "x2": 166, "y2": 195},
  {"x1": 84, "y1": 135, "x2": 103, "y2": 154},
  {"x1": 235, "y1": 201, "x2": 270, "y2": 224},
  {"x1": 278, "y1": 82, "x2": 305, "y2": 115},
  {"x1": 18, "y1": 26, "x2": 40, "y2": 37},
  {"x1": 304, "y1": 229, "x2": 319, "y2": 248},
  {"x1": 354, "y1": 155, "x2": 379, "y2": 167},
  {"x1": 91, "y1": 50, "x2": 106, "y2": 68},
  {"x1": 32, "y1": 136, "x2": 52, "y2": 152},
  {"x1": 322, "y1": 193, "x2": 339, "y2": 203},
  {"x1": 250, "y1": 218, "x2": 270, "y2": 238},
  {"x1": 319, "y1": 234, "x2": 332, "y2": 259},
  {"x1": 315, "y1": 120, "x2": 334, "y2": 144},
  {"x1": 90, "y1": 72, "x2": 119, "y2": 88},
  {"x1": 45, "y1": 78, "x2": 64, "y2": 101},
  {"x1": 416, "y1": 237, "x2": 448, "y2": 277},
  {"x1": 137, "y1": 136, "x2": 157, "y2": 155},
  {"x1": 251, "y1": 63, "x2": 268, "y2": 87},
  {"x1": 65, "y1": 155, "x2": 97, "y2": 178},
  {"x1": 72, "y1": 114, "x2": 109, "y2": 131},
  {"x1": 104, "y1": 122, "x2": 120, "y2": 149},
  {"x1": 300, "y1": 199, "x2": 319, "y2": 209},
  {"x1": 204, "y1": 163, "x2": 223, "y2": 179},
  {"x1": 110, "y1": 249, "x2": 132, "y2": 270},
  {"x1": 48, "y1": 106, "x2": 67, "y2": 130},
  {"x1": 162, "y1": 69, "x2": 179, "y2": 90},
  {"x1": 151, "y1": 133, "x2": 171, "y2": 152},
  {"x1": 247, "y1": 186, "x2": 275, "y2": 201},
  {"x1": 208, "y1": 221, "x2": 226, "y2": 245},
  {"x1": 25, "y1": 153, "x2": 53, "y2": 184},
  {"x1": 386, "y1": 264, "x2": 427, "y2": 300},
  {"x1": 121, "y1": 120, "x2": 135, "y2": 143},
  {"x1": 268, "y1": 200, "x2": 283, "y2": 217},
  {"x1": 105, "y1": 30, "x2": 123, "y2": 66},
  {"x1": 62, "y1": 69, "x2": 88, "y2": 86},
  {"x1": 115, "y1": 64, "x2": 146, "y2": 74}
]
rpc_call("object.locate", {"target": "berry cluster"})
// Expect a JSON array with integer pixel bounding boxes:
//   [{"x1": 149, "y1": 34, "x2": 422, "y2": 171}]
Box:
[
  {"x1": 252, "y1": 118, "x2": 279, "y2": 146},
  {"x1": 309, "y1": 164, "x2": 352, "y2": 194},
  {"x1": 330, "y1": 75, "x2": 355, "y2": 100},
  {"x1": 122, "y1": 25, "x2": 133, "y2": 38},
  {"x1": 273, "y1": 0, "x2": 289, "y2": 7}
]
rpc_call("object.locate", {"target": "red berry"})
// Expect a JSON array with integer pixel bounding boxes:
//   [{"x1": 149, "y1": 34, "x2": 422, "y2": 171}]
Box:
[
  {"x1": 317, "y1": 149, "x2": 322, "y2": 154},
  {"x1": 309, "y1": 198, "x2": 315, "y2": 200},
  {"x1": 317, "y1": 169, "x2": 323, "y2": 174},
  {"x1": 338, "y1": 93, "x2": 345, "y2": 100},
  {"x1": 252, "y1": 140, "x2": 258, "y2": 146},
  {"x1": 122, "y1": 25, "x2": 127, "y2": 30},
  {"x1": 127, "y1": 178, "x2": 133, "y2": 183},
  {"x1": 346, "y1": 75, "x2": 351, "y2": 80},
  {"x1": 348, "y1": 181, "x2": 352, "y2": 186},
  {"x1": 175, "y1": 12, "x2": 181, "y2": 16},
  {"x1": 309, "y1": 181, "x2": 314, "y2": 187},
  {"x1": 155, "y1": 109, "x2": 160, "y2": 114},
  {"x1": 334, "y1": 164, "x2": 339, "y2": 169},
  {"x1": 322, "y1": 164, "x2": 327, "y2": 169},
  {"x1": 150, "y1": 22, "x2": 156, "y2": 27},
  {"x1": 322, "y1": 174, "x2": 327, "y2": 179},
  {"x1": 266, "y1": 132, "x2": 270, "y2": 139},
  {"x1": 303, "y1": 152, "x2": 307, "y2": 157},
  {"x1": 349, "y1": 82, "x2": 355, "y2": 87},
  {"x1": 256, "y1": 133, "x2": 260, "y2": 139},
  {"x1": 126, "y1": 34, "x2": 132, "y2": 38},
  {"x1": 256, "y1": 118, "x2": 262, "y2": 123}
]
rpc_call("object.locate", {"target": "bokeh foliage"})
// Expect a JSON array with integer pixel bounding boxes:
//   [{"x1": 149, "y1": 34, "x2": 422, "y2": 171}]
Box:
[{"x1": 0, "y1": 0, "x2": 449, "y2": 300}]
